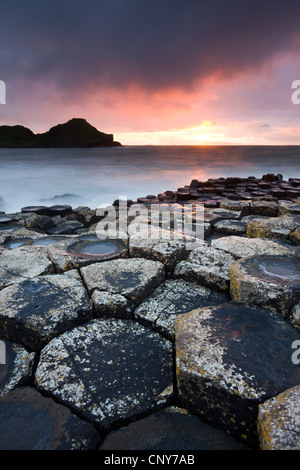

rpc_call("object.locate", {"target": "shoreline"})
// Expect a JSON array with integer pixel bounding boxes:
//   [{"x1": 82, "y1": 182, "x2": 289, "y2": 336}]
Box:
[{"x1": 0, "y1": 172, "x2": 299, "y2": 451}]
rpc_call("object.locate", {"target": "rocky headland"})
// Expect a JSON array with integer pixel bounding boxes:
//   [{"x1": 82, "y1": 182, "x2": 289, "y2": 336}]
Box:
[
  {"x1": 0, "y1": 118, "x2": 122, "y2": 148},
  {"x1": 0, "y1": 173, "x2": 299, "y2": 450}
]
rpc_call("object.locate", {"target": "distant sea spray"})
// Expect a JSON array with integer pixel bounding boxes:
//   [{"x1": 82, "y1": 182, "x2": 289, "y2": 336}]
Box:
[{"x1": 0, "y1": 146, "x2": 299, "y2": 214}]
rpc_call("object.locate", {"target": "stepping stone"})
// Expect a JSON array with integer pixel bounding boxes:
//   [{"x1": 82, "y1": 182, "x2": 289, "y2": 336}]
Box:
[
  {"x1": 0, "y1": 339, "x2": 36, "y2": 397},
  {"x1": 0, "y1": 246, "x2": 54, "y2": 290},
  {"x1": 80, "y1": 257, "x2": 165, "y2": 306},
  {"x1": 0, "y1": 271, "x2": 93, "y2": 351},
  {"x1": 35, "y1": 318, "x2": 174, "y2": 430},
  {"x1": 204, "y1": 208, "x2": 242, "y2": 225},
  {"x1": 278, "y1": 201, "x2": 300, "y2": 216},
  {"x1": 212, "y1": 219, "x2": 247, "y2": 235},
  {"x1": 175, "y1": 302, "x2": 300, "y2": 447},
  {"x1": 212, "y1": 235, "x2": 296, "y2": 259},
  {"x1": 220, "y1": 200, "x2": 251, "y2": 216},
  {"x1": 91, "y1": 290, "x2": 135, "y2": 320},
  {"x1": 0, "y1": 387, "x2": 100, "y2": 450},
  {"x1": 0, "y1": 215, "x2": 16, "y2": 224},
  {"x1": 230, "y1": 254, "x2": 300, "y2": 317},
  {"x1": 134, "y1": 279, "x2": 228, "y2": 340},
  {"x1": 129, "y1": 227, "x2": 205, "y2": 272},
  {"x1": 246, "y1": 215, "x2": 300, "y2": 240},
  {"x1": 21, "y1": 206, "x2": 51, "y2": 216},
  {"x1": 173, "y1": 245, "x2": 235, "y2": 291},
  {"x1": 48, "y1": 234, "x2": 128, "y2": 272},
  {"x1": 24, "y1": 214, "x2": 54, "y2": 231},
  {"x1": 250, "y1": 200, "x2": 278, "y2": 217},
  {"x1": 99, "y1": 406, "x2": 248, "y2": 450},
  {"x1": 46, "y1": 219, "x2": 84, "y2": 234},
  {"x1": 48, "y1": 205, "x2": 72, "y2": 217},
  {"x1": 258, "y1": 385, "x2": 300, "y2": 450}
]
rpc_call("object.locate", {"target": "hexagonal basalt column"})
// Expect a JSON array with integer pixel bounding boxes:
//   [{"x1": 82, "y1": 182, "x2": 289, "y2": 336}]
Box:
[
  {"x1": 230, "y1": 254, "x2": 300, "y2": 317},
  {"x1": 173, "y1": 245, "x2": 235, "y2": 291},
  {"x1": 211, "y1": 235, "x2": 295, "y2": 259},
  {"x1": 0, "y1": 387, "x2": 100, "y2": 450},
  {"x1": 80, "y1": 257, "x2": 165, "y2": 307},
  {"x1": 0, "y1": 272, "x2": 93, "y2": 351},
  {"x1": 134, "y1": 279, "x2": 228, "y2": 340},
  {"x1": 258, "y1": 385, "x2": 300, "y2": 450},
  {"x1": 35, "y1": 319, "x2": 174, "y2": 430},
  {"x1": 0, "y1": 246, "x2": 54, "y2": 290},
  {"x1": 175, "y1": 302, "x2": 300, "y2": 447},
  {"x1": 47, "y1": 234, "x2": 128, "y2": 272},
  {"x1": 99, "y1": 406, "x2": 248, "y2": 450}
]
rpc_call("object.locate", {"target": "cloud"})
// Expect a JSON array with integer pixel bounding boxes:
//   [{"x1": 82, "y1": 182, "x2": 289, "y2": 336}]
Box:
[{"x1": 1, "y1": 0, "x2": 300, "y2": 96}]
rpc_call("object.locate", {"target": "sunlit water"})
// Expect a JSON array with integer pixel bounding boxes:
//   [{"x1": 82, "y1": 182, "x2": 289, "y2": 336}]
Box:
[{"x1": 0, "y1": 145, "x2": 299, "y2": 213}]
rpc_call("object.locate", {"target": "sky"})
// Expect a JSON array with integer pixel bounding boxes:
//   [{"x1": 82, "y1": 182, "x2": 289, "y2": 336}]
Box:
[{"x1": 0, "y1": 0, "x2": 300, "y2": 145}]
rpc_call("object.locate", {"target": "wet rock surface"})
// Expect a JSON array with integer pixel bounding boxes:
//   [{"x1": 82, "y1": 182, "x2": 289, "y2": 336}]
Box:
[
  {"x1": 230, "y1": 254, "x2": 300, "y2": 317},
  {"x1": 0, "y1": 272, "x2": 93, "y2": 351},
  {"x1": 0, "y1": 387, "x2": 100, "y2": 450},
  {"x1": 173, "y1": 244, "x2": 235, "y2": 291},
  {"x1": 99, "y1": 406, "x2": 247, "y2": 450},
  {"x1": 80, "y1": 257, "x2": 165, "y2": 306},
  {"x1": 175, "y1": 302, "x2": 300, "y2": 446},
  {"x1": 0, "y1": 339, "x2": 36, "y2": 397},
  {"x1": 0, "y1": 173, "x2": 299, "y2": 450},
  {"x1": 35, "y1": 318, "x2": 174, "y2": 430}
]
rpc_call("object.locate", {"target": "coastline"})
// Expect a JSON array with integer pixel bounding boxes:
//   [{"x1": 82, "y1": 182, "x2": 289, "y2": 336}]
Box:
[{"x1": 0, "y1": 172, "x2": 299, "y2": 451}]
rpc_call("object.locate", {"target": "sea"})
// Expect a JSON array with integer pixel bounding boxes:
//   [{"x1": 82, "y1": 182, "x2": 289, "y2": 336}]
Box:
[{"x1": 0, "y1": 145, "x2": 299, "y2": 214}]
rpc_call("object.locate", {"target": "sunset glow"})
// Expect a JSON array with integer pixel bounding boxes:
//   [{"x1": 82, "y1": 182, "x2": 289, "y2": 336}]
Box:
[{"x1": 1, "y1": 1, "x2": 300, "y2": 145}]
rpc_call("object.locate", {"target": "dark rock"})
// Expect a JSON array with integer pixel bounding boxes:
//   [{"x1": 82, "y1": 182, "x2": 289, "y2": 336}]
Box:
[
  {"x1": 0, "y1": 387, "x2": 100, "y2": 449},
  {"x1": 0, "y1": 271, "x2": 93, "y2": 351},
  {"x1": 134, "y1": 279, "x2": 228, "y2": 340},
  {"x1": 213, "y1": 219, "x2": 247, "y2": 235},
  {"x1": 80, "y1": 257, "x2": 165, "y2": 306},
  {"x1": 46, "y1": 218, "x2": 84, "y2": 234},
  {"x1": 24, "y1": 213, "x2": 55, "y2": 231},
  {"x1": 176, "y1": 302, "x2": 300, "y2": 447},
  {"x1": 0, "y1": 215, "x2": 15, "y2": 224},
  {"x1": 48, "y1": 204, "x2": 72, "y2": 217},
  {"x1": 0, "y1": 118, "x2": 122, "y2": 148},
  {"x1": 251, "y1": 200, "x2": 278, "y2": 217},
  {"x1": 100, "y1": 406, "x2": 248, "y2": 450},
  {"x1": 21, "y1": 206, "x2": 51, "y2": 216},
  {"x1": 35, "y1": 318, "x2": 173, "y2": 430},
  {"x1": 0, "y1": 339, "x2": 36, "y2": 397}
]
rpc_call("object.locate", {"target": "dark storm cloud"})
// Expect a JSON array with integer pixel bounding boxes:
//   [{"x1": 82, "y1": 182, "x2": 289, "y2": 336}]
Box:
[{"x1": 1, "y1": 0, "x2": 300, "y2": 93}]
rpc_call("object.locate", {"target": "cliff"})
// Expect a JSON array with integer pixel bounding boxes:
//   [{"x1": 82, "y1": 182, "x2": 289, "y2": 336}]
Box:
[{"x1": 0, "y1": 118, "x2": 122, "y2": 148}]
